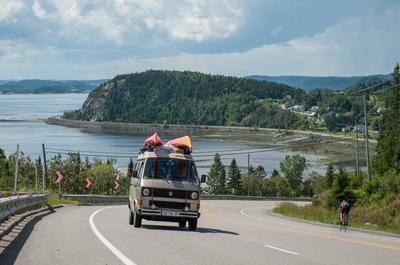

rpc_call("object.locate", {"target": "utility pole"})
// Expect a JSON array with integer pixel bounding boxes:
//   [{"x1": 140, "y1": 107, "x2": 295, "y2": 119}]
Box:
[
  {"x1": 42, "y1": 144, "x2": 48, "y2": 190},
  {"x1": 363, "y1": 93, "x2": 372, "y2": 181},
  {"x1": 35, "y1": 162, "x2": 38, "y2": 192},
  {"x1": 247, "y1": 153, "x2": 250, "y2": 196},
  {"x1": 40, "y1": 155, "x2": 44, "y2": 192},
  {"x1": 13, "y1": 143, "x2": 20, "y2": 192},
  {"x1": 355, "y1": 122, "x2": 359, "y2": 177}
]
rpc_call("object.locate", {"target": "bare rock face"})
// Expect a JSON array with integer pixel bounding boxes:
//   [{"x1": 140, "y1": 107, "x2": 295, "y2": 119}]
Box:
[{"x1": 77, "y1": 81, "x2": 115, "y2": 121}]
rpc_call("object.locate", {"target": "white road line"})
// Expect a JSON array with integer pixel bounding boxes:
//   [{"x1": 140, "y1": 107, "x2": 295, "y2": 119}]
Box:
[
  {"x1": 240, "y1": 207, "x2": 304, "y2": 229},
  {"x1": 89, "y1": 207, "x2": 137, "y2": 265},
  {"x1": 264, "y1": 245, "x2": 300, "y2": 255}
]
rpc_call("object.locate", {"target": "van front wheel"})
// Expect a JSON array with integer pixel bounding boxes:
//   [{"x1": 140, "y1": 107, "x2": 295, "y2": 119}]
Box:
[
  {"x1": 178, "y1": 221, "x2": 186, "y2": 228},
  {"x1": 188, "y1": 219, "x2": 197, "y2": 231}
]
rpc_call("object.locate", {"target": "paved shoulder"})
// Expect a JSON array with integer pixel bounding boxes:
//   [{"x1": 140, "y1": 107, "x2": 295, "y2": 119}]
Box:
[{"x1": 1, "y1": 205, "x2": 121, "y2": 265}]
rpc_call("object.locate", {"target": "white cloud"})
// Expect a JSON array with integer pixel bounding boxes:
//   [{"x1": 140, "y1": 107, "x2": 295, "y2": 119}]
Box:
[
  {"x1": 27, "y1": 0, "x2": 242, "y2": 45},
  {"x1": 0, "y1": 40, "x2": 38, "y2": 60},
  {"x1": 0, "y1": 1, "x2": 399, "y2": 79},
  {"x1": 68, "y1": 6, "x2": 400, "y2": 78},
  {"x1": 32, "y1": 0, "x2": 49, "y2": 20},
  {"x1": 0, "y1": 0, "x2": 25, "y2": 23},
  {"x1": 151, "y1": 0, "x2": 241, "y2": 42}
]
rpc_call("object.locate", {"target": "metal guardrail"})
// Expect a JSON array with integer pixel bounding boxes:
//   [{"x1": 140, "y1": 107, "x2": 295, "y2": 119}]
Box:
[
  {"x1": 202, "y1": 195, "x2": 312, "y2": 201},
  {"x1": 61, "y1": 194, "x2": 311, "y2": 205},
  {"x1": 61, "y1": 194, "x2": 128, "y2": 205},
  {"x1": 0, "y1": 194, "x2": 48, "y2": 222}
]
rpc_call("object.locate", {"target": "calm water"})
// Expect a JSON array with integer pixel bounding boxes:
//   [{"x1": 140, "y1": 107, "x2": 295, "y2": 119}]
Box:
[
  {"x1": 0, "y1": 94, "x2": 326, "y2": 175},
  {"x1": 0, "y1": 93, "x2": 88, "y2": 120}
]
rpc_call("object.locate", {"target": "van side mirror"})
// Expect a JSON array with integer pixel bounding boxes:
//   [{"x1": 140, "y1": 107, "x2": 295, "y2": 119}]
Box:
[
  {"x1": 200, "y1": 175, "x2": 207, "y2": 183},
  {"x1": 132, "y1": 169, "x2": 138, "y2": 179}
]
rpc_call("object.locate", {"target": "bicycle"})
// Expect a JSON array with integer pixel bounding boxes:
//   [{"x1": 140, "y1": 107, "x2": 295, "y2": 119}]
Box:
[{"x1": 340, "y1": 212, "x2": 348, "y2": 231}]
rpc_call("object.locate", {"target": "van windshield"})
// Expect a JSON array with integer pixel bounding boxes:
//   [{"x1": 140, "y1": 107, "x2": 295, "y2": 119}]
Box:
[{"x1": 143, "y1": 158, "x2": 198, "y2": 182}]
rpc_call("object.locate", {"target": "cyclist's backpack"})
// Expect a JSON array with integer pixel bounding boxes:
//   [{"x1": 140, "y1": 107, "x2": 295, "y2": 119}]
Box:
[{"x1": 342, "y1": 201, "x2": 350, "y2": 212}]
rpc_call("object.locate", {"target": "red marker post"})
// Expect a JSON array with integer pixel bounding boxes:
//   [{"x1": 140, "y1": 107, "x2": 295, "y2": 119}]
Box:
[
  {"x1": 55, "y1": 171, "x2": 64, "y2": 183},
  {"x1": 55, "y1": 171, "x2": 64, "y2": 194},
  {"x1": 84, "y1": 178, "x2": 93, "y2": 189},
  {"x1": 113, "y1": 180, "x2": 120, "y2": 190}
]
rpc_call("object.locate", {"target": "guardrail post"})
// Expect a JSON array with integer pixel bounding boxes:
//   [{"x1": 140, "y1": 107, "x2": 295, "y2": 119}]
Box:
[{"x1": 13, "y1": 144, "x2": 20, "y2": 192}]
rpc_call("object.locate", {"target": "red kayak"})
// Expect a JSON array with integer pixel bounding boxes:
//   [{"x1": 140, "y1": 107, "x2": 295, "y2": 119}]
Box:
[{"x1": 144, "y1": 133, "x2": 163, "y2": 149}]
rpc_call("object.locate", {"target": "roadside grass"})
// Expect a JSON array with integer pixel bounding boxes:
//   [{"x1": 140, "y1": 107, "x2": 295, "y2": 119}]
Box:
[
  {"x1": 273, "y1": 202, "x2": 400, "y2": 234},
  {"x1": 0, "y1": 191, "x2": 78, "y2": 206},
  {"x1": 0, "y1": 191, "x2": 19, "y2": 197},
  {"x1": 47, "y1": 193, "x2": 79, "y2": 206}
]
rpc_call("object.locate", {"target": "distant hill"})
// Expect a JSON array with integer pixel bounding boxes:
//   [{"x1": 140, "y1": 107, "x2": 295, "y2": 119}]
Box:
[
  {"x1": 247, "y1": 74, "x2": 391, "y2": 90},
  {"x1": 0, "y1": 80, "x2": 12, "y2": 85},
  {"x1": 0, "y1": 79, "x2": 107, "y2": 94},
  {"x1": 64, "y1": 70, "x2": 307, "y2": 128}
]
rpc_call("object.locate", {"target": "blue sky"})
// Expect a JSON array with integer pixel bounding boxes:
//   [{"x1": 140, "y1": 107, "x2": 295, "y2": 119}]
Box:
[{"x1": 0, "y1": 0, "x2": 399, "y2": 79}]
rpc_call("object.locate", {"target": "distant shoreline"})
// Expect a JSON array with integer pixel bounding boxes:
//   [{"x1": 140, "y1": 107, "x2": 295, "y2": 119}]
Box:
[
  {"x1": 45, "y1": 117, "x2": 360, "y2": 143},
  {"x1": 46, "y1": 117, "x2": 266, "y2": 137},
  {"x1": 0, "y1": 119, "x2": 46, "y2": 123},
  {"x1": 0, "y1": 92, "x2": 90, "y2": 95}
]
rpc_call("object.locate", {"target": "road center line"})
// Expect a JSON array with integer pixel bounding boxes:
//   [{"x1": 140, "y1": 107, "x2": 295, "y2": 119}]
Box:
[
  {"x1": 240, "y1": 207, "x2": 389, "y2": 239},
  {"x1": 240, "y1": 207, "x2": 400, "y2": 251},
  {"x1": 89, "y1": 207, "x2": 137, "y2": 265},
  {"x1": 264, "y1": 245, "x2": 300, "y2": 255}
]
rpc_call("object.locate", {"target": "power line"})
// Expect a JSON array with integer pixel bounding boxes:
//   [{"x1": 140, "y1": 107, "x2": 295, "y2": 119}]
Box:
[
  {"x1": 46, "y1": 147, "x2": 139, "y2": 155},
  {"x1": 46, "y1": 146, "x2": 281, "y2": 155},
  {"x1": 46, "y1": 151, "x2": 135, "y2": 159},
  {"x1": 194, "y1": 138, "x2": 346, "y2": 162},
  {"x1": 46, "y1": 146, "x2": 287, "y2": 157},
  {"x1": 351, "y1": 80, "x2": 391, "y2": 95},
  {"x1": 45, "y1": 138, "x2": 346, "y2": 163}
]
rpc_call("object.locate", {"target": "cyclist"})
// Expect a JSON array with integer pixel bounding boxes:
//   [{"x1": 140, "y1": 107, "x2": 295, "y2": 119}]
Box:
[{"x1": 337, "y1": 200, "x2": 350, "y2": 226}]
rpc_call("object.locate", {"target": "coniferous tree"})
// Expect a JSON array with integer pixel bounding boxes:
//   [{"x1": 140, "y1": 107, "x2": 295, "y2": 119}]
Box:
[
  {"x1": 324, "y1": 162, "x2": 334, "y2": 189},
  {"x1": 271, "y1": 169, "x2": 280, "y2": 178},
  {"x1": 374, "y1": 63, "x2": 400, "y2": 173},
  {"x1": 227, "y1": 158, "x2": 241, "y2": 195},
  {"x1": 208, "y1": 153, "x2": 226, "y2": 194},
  {"x1": 327, "y1": 167, "x2": 355, "y2": 207},
  {"x1": 127, "y1": 158, "x2": 134, "y2": 177}
]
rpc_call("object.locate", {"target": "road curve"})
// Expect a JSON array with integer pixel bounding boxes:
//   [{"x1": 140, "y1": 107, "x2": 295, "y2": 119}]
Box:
[{"x1": 1, "y1": 201, "x2": 400, "y2": 265}]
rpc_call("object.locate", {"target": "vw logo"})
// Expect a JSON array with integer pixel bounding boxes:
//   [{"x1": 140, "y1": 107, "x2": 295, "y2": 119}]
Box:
[{"x1": 168, "y1": 191, "x2": 173, "y2": 196}]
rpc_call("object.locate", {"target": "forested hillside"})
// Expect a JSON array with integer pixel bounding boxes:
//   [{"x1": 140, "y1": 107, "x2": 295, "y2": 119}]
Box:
[
  {"x1": 248, "y1": 74, "x2": 391, "y2": 90},
  {"x1": 65, "y1": 70, "x2": 308, "y2": 128}
]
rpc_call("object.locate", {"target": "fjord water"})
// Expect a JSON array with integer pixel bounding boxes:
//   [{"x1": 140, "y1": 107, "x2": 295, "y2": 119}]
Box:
[
  {"x1": 0, "y1": 93, "x2": 88, "y2": 120},
  {"x1": 0, "y1": 93, "x2": 325, "y2": 174}
]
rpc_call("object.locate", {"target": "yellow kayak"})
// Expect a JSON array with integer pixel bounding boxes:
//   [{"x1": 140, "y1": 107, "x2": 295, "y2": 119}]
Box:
[{"x1": 166, "y1": 136, "x2": 192, "y2": 149}]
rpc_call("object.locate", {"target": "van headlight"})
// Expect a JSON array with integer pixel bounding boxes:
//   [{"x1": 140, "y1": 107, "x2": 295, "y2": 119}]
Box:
[
  {"x1": 191, "y1": 192, "x2": 198, "y2": 200},
  {"x1": 142, "y1": 188, "x2": 150, "y2": 196}
]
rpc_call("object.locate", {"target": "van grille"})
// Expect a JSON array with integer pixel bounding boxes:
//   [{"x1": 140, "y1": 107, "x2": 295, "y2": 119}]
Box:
[
  {"x1": 142, "y1": 187, "x2": 198, "y2": 200},
  {"x1": 150, "y1": 201, "x2": 188, "y2": 210},
  {"x1": 151, "y1": 188, "x2": 187, "y2": 199}
]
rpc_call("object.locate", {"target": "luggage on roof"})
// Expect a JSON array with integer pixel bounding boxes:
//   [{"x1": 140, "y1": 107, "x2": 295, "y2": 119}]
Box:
[
  {"x1": 144, "y1": 133, "x2": 163, "y2": 149},
  {"x1": 166, "y1": 136, "x2": 192, "y2": 149},
  {"x1": 142, "y1": 134, "x2": 192, "y2": 154}
]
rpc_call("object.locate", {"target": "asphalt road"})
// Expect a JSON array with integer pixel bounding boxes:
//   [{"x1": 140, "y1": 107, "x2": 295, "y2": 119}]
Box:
[{"x1": 1, "y1": 201, "x2": 400, "y2": 265}]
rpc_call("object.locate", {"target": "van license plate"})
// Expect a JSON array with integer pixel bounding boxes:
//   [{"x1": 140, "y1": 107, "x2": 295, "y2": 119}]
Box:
[{"x1": 161, "y1": 210, "x2": 179, "y2": 217}]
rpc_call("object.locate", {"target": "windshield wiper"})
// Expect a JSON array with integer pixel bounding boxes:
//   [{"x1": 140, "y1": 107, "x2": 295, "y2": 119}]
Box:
[{"x1": 161, "y1": 174, "x2": 170, "y2": 183}]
